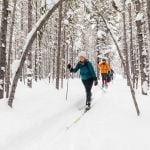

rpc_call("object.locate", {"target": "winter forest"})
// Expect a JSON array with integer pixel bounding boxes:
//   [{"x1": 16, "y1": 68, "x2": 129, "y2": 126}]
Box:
[{"x1": 0, "y1": 0, "x2": 150, "y2": 150}]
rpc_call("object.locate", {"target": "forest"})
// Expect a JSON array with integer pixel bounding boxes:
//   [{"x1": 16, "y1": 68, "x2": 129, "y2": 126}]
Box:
[
  {"x1": 0, "y1": 0, "x2": 150, "y2": 109},
  {"x1": 1, "y1": 0, "x2": 150, "y2": 150}
]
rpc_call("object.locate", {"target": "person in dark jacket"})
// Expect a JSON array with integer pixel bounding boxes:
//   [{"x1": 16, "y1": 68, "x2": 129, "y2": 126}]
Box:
[
  {"x1": 107, "y1": 68, "x2": 114, "y2": 82},
  {"x1": 67, "y1": 51, "x2": 98, "y2": 110}
]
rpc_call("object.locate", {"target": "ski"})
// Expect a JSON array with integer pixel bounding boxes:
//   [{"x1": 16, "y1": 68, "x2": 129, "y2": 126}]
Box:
[
  {"x1": 66, "y1": 103, "x2": 95, "y2": 130},
  {"x1": 97, "y1": 84, "x2": 108, "y2": 93},
  {"x1": 66, "y1": 110, "x2": 85, "y2": 130},
  {"x1": 66, "y1": 110, "x2": 87, "y2": 130}
]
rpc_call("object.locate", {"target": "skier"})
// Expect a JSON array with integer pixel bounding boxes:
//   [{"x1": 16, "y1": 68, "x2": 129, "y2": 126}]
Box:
[
  {"x1": 67, "y1": 51, "x2": 98, "y2": 111},
  {"x1": 97, "y1": 58, "x2": 110, "y2": 88},
  {"x1": 108, "y1": 68, "x2": 114, "y2": 82}
]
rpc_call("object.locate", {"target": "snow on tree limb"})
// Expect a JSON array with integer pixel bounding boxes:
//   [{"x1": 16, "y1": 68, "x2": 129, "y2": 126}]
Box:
[{"x1": 8, "y1": 0, "x2": 67, "y2": 107}]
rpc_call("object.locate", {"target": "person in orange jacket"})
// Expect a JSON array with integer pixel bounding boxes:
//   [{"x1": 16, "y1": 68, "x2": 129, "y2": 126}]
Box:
[{"x1": 97, "y1": 58, "x2": 110, "y2": 87}]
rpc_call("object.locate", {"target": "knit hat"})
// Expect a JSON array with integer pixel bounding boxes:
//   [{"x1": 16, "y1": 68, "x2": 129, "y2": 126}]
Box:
[
  {"x1": 78, "y1": 51, "x2": 86, "y2": 58},
  {"x1": 102, "y1": 58, "x2": 106, "y2": 62}
]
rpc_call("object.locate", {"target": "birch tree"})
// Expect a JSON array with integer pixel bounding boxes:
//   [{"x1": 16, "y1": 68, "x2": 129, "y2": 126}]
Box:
[
  {"x1": 27, "y1": 0, "x2": 33, "y2": 88},
  {"x1": 5, "y1": 0, "x2": 17, "y2": 98},
  {"x1": 0, "y1": 0, "x2": 9, "y2": 99},
  {"x1": 56, "y1": 3, "x2": 62, "y2": 89},
  {"x1": 134, "y1": 0, "x2": 148, "y2": 95}
]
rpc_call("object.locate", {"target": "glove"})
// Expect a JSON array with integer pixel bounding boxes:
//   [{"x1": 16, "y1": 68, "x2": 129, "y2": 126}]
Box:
[
  {"x1": 67, "y1": 64, "x2": 71, "y2": 69},
  {"x1": 94, "y1": 80, "x2": 98, "y2": 86}
]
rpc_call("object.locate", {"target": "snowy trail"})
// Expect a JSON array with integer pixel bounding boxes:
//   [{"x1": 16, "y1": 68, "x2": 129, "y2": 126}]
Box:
[
  {"x1": 43, "y1": 79, "x2": 150, "y2": 150},
  {"x1": 5, "y1": 83, "x2": 109, "y2": 150},
  {"x1": 0, "y1": 79, "x2": 104, "y2": 150},
  {"x1": 1, "y1": 105, "x2": 80, "y2": 150},
  {"x1": 1, "y1": 78, "x2": 150, "y2": 150},
  {"x1": 48, "y1": 79, "x2": 150, "y2": 150}
]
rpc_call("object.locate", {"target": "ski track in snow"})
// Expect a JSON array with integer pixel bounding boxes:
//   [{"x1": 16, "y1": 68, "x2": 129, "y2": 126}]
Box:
[
  {"x1": 0, "y1": 79, "x2": 105, "y2": 150},
  {"x1": 0, "y1": 77, "x2": 150, "y2": 150},
  {"x1": 1, "y1": 104, "x2": 80, "y2": 150}
]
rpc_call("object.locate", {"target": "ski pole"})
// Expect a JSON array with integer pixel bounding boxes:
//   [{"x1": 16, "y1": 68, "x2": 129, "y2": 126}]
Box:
[
  {"x1": 66, "y1": 71, "x2": 70, "y2": 100},
  {"x1": 66, "y1": 78, "x2": 69, "y2": 100}
]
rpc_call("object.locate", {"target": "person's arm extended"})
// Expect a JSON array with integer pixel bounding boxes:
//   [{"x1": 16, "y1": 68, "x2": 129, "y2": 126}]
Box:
[{"x1": 70, "y1": 63, "x2": 80, "y2": 73}]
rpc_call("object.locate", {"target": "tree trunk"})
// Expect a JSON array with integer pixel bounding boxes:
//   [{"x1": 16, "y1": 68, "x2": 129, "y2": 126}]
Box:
[
  {"x1": 27, "y1": 0, "x2": 33, "y2": 88},
  {"x1": 96, "y1": 19, "x2": 100, "y2": 79},
  {"x1": 19, "y1": 2, "x2": 24, "y2": 83},
  {"x1": 122, "y1": 0, "x2": 130, "y2": 85},
  {"x1": 135, "y1": 0, "x2": 148, "y2": 95},
  {"x1": 70, "y1": 36, "x2": 74, "y2": 67},
  {"x1": 5, "y1": 0, "x2": 17, "y2": 98},
  {"x1": 146, "y1": 0, "x2": 150, "y2": 37},
  {"x1": 38, "y1": 31, "x2": 42, "y2": 80},
  {"x1": 0, "y1": 0, "x2": 9, "y2": 99},
  {"x1": 61, "y1": 26, "x2": 66, "y2": 88},
  {"x1": 52, "y1": 48, "x2": 56, "y2": 81},
  {"x1": 146, "y1": 0, "x2": 150, "y2": 87},
  {"x1": 56, "y1": 3, "x2": 63, "y2": 89},
  {"x1": 48, "y1": 48, "x2": 52, "y2": 83},
  {"x1": 128, "y1": 3, "x2": 134, "y2": 84},
  {"x1": 34, "y1": 0, "x2": 38, "y2": 82},
  {"x1": 65, "y1": 43, "x2": 69, "y2": 78},
  {"x1": 8, "y1": 0, "x2": 66, "y2": 107},
  {"x1": 141, "y1": 0, "x2": 150, "y2": 89}
]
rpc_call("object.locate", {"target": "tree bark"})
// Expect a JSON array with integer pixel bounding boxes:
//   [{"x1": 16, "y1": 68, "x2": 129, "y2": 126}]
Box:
[
  {"x1": 27, "y1": 0, "x2": 33, "y2": 88},
  {"x1": 38, "y1": 31, "x2": 42, "y2": 80},
  {"x1": 122, "y1": 0, "x2": 130, "y2": 85},
  {"x1": 96, "y1": 19, "x2": 100, "y2": 78},
  {"x1": 56, "y1": 3, "x2": 63, "y2": 89},
  {"x1": 34, "y1": 0, "x2": 38, "y2": 82},
  {"x1": 0, "y1": 0, "x2": 9, "y2": 99},
  {"x1": 135, "y1": 0, "x2": 148, "y2": 95},
  {"x1": 61, "y1": 26, "x2": 66, "y2": 88},
  {"x1": 146, "y1": 0, "x2": 150, "y2": 37},
  {"x1": 5, "y1": 0, "x2": 17, "y2": 98},
  {"x1": 146, "y1": 0, "x2": 150, "y2": 87},
  {"x1": 128, "y1": 3, "x2": 134, "y2": 83}
]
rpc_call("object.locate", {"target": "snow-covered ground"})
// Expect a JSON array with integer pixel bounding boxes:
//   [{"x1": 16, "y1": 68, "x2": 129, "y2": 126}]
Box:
[{"x1": 0, "y1": 76, "x2": 150, "y2": 150}]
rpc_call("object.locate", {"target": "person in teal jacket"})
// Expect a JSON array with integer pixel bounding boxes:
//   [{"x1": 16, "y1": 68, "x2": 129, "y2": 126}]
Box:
[{"x1": 67, "y1": 51, "x2": 98, "y2": 110}]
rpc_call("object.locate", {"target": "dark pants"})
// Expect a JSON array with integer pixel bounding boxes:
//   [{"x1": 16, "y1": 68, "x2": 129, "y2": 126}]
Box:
[
  {"x1": 101, "y1": 73, "x2": 108, "y2": 85},
  {"x1": 82, "y1": 78, "x2": 94, "y2": 105}
]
